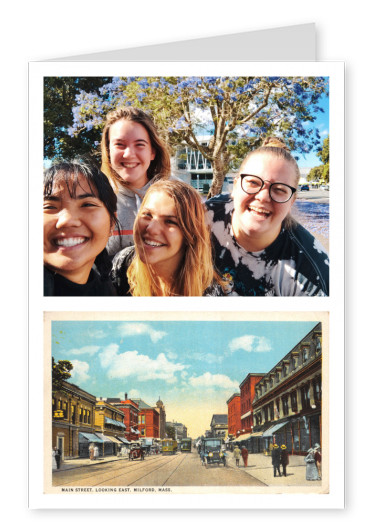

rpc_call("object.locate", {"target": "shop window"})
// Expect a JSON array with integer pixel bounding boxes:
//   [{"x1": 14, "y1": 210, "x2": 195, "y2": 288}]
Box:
[
  {"x1": 282, "y1": 396, "x2": 289, "y2": 416},
  {"x1": 301, "y1": 384, "x2": 310, "y2": 409},
  {"x1": 291, "y1": 391, "x2": 298, "y2": 412}
]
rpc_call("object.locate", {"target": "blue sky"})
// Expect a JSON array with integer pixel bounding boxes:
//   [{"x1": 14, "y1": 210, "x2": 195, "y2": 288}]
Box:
[{"x1": 52, "y1": 319, "x2": 319, "y2": 438}]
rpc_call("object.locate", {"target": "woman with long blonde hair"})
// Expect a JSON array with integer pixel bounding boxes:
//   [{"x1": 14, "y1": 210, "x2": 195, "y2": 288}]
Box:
[{"x1": 111, "y1": 180, "x2": 225, "y2": 296}]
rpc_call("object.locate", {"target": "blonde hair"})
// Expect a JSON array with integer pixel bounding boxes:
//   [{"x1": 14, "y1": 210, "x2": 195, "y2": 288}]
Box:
[
  {"x1": 127, "y1": 180, "x2": 222, "y2": 296},
  {"x1": 100, "y1": 107, "x2": 171, "y2": 192},
  {"x1": 237, "y1": 136, "x2": 299, "y2": 229}
]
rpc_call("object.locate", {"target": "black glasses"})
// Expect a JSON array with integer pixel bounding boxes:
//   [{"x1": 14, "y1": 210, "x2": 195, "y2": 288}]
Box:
[{"x1": 240, "y1": 174, "x2": 296, "y2": 203}]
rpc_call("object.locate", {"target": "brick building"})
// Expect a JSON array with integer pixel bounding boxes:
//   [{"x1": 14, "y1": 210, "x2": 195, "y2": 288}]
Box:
[
  {"x1": 107, "y1": 394, "x2": 141, "y2": 441},
  {"x1": 233, "y1": 373, "x2": 265, "y2": 445},
  {"x1": 94, "y1": 399, "x2": 126, "y2": 456},
  {"x1": 132, "y1": 398, "x2": 160, "y2": 438},
  {"x1": 52, "y1": 381, "x2": 98, "y2": 459},
  {"x1": 250, "y1": 323, "x2": 322, "y2": 455},
  {"x1": 226, "y1": 393, "x2": 241, "y2": 438}
]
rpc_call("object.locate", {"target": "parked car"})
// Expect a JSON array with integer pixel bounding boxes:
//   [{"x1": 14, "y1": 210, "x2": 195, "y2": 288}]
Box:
[
  {"x1": 320, "y1": 184, "x2": 329, "y2": 191},
  {"x1": 300, "y1": 184, "x2": 310, "y2": 191}
]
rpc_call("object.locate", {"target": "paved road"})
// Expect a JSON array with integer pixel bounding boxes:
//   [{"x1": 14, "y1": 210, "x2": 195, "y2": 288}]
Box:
[
  {"x1": 52, "y1": 451, "x2": 265, "y2": 487},
  {"x1": 297, "y1": 189, "x2": 329, "y2": 203}
]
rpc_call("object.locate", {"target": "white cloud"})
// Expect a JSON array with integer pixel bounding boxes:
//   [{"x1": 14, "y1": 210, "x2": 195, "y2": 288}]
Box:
[
  {"x1": 68, "y1": 345, "x2": 101, "y2": 356},
  {"x1": 229, "y1": 335, "x2": 271, "y2": 353},
  {"x1": 71, "y1": 360, "x2": 90, "y2": 383},
  {"x1": 189, "y1": 372, "x2": 238, "y2": 390},
  {"x1": 118, "y1": 323, "x2": 167, "y2": 343},
  {"x1": 99, "y1": 345, "x2": 187, "y2": 383}
]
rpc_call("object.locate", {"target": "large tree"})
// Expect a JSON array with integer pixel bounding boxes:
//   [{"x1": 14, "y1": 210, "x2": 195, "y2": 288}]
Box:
[
  {"x1": 48, "y1": 76, "x2": 328, "y2": 197},
  {"x1": 44, "y1": 77, "x2": 112, "y2": 160},
  {"x1": 52, "y1": 357, "x2": 73, "y2": 393}
]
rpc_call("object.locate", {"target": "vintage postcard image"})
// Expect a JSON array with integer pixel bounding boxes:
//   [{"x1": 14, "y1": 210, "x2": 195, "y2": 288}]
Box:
[{"x1": 42, "y1": 311, "x2": 331, "y2": 508}]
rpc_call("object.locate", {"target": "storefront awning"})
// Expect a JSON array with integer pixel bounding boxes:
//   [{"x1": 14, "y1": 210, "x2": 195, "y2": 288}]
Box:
[
  {"x1": 233, "y1": 433, "x2": 251, "y2": 442},
  {"x1": 104, "y1": 416, "x2": 125, "y2": 428},
  {"x1": 105, "y1": 435, "x2": 122, "y2": 444},
  {"x1": 249, "y1": 431, "x2": 264, "y2": 437},
  {"x1": 94, "y1": 432, "x2": 113, "y2": 443},
  {"x1": 262, "y1": 421, "x2": 289, "y2": 438},
  {"x1": 117, "y1": 437, "x2": 131, "y2": 444},
  {"x1": 79, "y1": 432, "x2": 103, "y2": 443}
]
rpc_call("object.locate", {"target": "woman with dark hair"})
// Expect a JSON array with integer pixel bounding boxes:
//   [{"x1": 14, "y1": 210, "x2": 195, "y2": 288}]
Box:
[
  {"x1": 43, "y1": 158, "x2": 118, "y2": 296},
  {"x1": 111, "y1": 180, "x2": 226, "y2": 296},
  {"x1": 101, "y1": 106, "x2": 171, "y2": 257},
  {"x1": 206, "y1": 137, "x2": 329, "y2": 296}
]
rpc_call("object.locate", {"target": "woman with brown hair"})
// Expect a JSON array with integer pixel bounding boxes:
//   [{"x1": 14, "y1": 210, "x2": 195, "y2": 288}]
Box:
[
  {"x1": 111, "y1": 180, "x2": 225, "y2": 296},
  {"x1": 101, "y1": 106, "x2": 171, "y2": 257},
  {"x1": 206, "y1": 137, "x2": 329, "y2": 296}
]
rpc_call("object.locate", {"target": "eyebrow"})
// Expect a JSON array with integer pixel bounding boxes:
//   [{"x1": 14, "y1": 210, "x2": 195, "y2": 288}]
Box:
[
  {"x1": 43, "y1": 193, "x2": 98, "y2": 200},
  {"x1": 142, "y1": 209, "x2": 178, "y2": 219}
]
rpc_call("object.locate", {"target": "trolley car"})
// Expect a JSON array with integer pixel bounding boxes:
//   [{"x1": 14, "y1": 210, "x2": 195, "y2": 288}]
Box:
[
  {"x1": 180, "y1": 437, "x2": 192, "y2": 452},
  {"x1": 161, "y1": 438, "x2": 178, "y2": 455}
]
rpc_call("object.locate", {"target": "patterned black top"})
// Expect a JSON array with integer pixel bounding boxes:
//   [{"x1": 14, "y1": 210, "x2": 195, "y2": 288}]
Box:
[{"x1": 205, "y1": 194, "x2": 329, "y2": 297}]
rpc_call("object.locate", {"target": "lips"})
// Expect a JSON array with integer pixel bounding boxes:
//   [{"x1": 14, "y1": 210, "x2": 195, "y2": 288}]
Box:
[{"x1": 54, "y1": 237, "x2": 88, "y2": 248}]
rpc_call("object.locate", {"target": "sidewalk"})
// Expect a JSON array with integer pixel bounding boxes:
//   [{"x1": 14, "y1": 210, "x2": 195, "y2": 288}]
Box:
[
  {"x1": 53, "y1": 454, "x2": 134, "y2": 472},
  {"x1": 226, "y1": 451, "x2": 322, "y2": 487}
]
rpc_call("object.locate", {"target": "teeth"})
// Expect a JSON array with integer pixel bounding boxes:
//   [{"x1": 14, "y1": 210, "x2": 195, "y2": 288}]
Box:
[
  {"x1": 144, "y1": 239, "x2": 164, "y2": 247},
  {"x1": 56, "y1": 237, "x2": 86, "y2": 247},
  {"x1": 250, "y1": 206, "x2": 270, "y2": 215},
  {"x1": 122, "y1": 163, "x2": 138, "y2": 168}
]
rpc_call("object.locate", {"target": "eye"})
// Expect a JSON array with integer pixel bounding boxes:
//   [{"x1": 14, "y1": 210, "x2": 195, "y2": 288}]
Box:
[
  {"x1": 43, "y1": 202, "x2": 57, "y2": 211},
  {"x1": 165, "y1": 219, "x2": 178, "y2": 226}
]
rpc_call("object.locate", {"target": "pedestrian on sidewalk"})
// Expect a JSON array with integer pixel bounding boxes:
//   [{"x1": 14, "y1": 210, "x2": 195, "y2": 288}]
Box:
[
  {"x1": 305, "y1": 447, "x2": 320, "y2": 480},
  {"x1": 93, "y1": 445, "x2": 99, "y2": 460},
  {"x1": 89, "y1": 444, "x2": 94, "y2": 460},
  {"x1": 52, "y1": 448, "x2": 57, "y2": 470},
  {"x1": 140, "y1": 447, "x2": 145, "y2": 460},
  {"x1": 313, "y1": 443, "x2": 322, "y2": 479},
  {"x1": 241, "y1": 445, "x2": 248, "y2": 467},
  {"x1": 233, "y1": 445, "x2": 241, "y2": 467},
  {"x1": 271, "y1": 444, "x2": 282, "y2": 477},
  {"x1": 53, "y1": 447, "x2": 61, "y2": 469},
  {"x1": 280, "y1": 444, "x2": 289, "y2": 477}
]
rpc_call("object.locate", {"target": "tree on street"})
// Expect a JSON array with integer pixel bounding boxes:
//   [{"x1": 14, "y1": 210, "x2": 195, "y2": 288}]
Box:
[
  {"x1": 307, "y1": 135, "x2": 329, "y2": 183},
  {"x1": 45, "y1": 76, "x2": 328, "y2": 197},
  {"x1": 52, "y1": 357, "x2": 73, "y2": 394}
]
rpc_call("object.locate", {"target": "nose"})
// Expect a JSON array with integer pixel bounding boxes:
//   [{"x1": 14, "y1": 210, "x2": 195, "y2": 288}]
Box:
[
  {"x1": 254, "y1": 182, "x2": 271, "y2": 201},
  {"x1": 55, "y1": 208, "x2": 81, "y2": 229},
  {"x1": 145, "y1": 217, "x2": 161, "y2": 235},
  {"x1": 122, "y1": 146, "x2": 134, "y2": 158}
]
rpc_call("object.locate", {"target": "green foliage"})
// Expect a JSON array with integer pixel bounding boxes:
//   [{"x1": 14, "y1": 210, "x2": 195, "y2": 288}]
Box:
[
  {"x1": 45, "y1": 76, "x2": 328, "y2": 196},
  {"x1": 308, "y1": 136, "x2": 329, "y2": 183},
  {"x1": 165, "y1": 426, "x2": 176, "y2": 440},
  {"x1": 52, "y1": 356, "x2": 73, "y2": 393},
  {"x1": 44, "y1": 77, "x2": 111, "y2": 161}
]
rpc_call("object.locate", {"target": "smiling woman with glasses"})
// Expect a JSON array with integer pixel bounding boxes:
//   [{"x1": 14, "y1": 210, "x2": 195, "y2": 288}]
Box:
[{"x1": 206, "y1": 137, "x2": 329, "y2": 296}]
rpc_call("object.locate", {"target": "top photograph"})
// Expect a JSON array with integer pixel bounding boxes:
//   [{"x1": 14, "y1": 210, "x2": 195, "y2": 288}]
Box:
[{"x1": 43, "y1": 75, "x2": 330, "y2": 297}]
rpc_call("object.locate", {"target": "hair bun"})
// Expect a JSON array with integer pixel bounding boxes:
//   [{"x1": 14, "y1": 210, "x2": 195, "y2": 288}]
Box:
[{"x1": 262, "y1": 136, "x2": 290, "y2": 151}]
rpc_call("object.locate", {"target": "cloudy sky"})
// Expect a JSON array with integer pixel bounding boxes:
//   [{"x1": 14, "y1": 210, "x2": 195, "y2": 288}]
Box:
[{"x1": 51, "y1": 319, "x2": 319, "y2": 438}]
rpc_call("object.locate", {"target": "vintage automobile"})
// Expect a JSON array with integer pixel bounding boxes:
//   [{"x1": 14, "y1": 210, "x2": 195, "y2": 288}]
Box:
[
  {"x1": 201, "y1": 437, "x2": 227, "y2": 468},
  {"x1": 128, "y1": 443, "x2": 144, "y2": 460}
]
